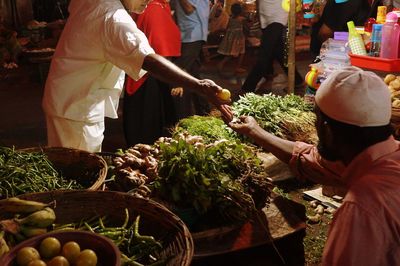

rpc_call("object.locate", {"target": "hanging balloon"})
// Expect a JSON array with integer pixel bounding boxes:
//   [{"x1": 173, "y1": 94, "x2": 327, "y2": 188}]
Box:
[{"x1": 305, "y1": 67, "x2": 320, "y2": 89}]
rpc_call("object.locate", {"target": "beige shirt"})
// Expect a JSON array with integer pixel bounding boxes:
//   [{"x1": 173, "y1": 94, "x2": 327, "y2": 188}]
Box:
[
  {"x1": 290, "y1": 136, "x2": 400, "y2": 265},
  {"x1": 43, "y1": 0, "x2": 155, "y2": 123}
]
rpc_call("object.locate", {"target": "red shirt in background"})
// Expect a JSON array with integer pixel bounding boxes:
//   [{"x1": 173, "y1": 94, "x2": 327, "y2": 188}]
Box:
[{"x1": 126, "y1": 0, "x2": 181, "y2": 95}]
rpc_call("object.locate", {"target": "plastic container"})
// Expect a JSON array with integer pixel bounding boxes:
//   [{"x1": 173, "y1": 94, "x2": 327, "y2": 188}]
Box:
[
  {"x1": 364, "y1": 17, "x2": 376, "y2": 33},
  {"x1": 377, "y1": 6, "x2": 387, "y2": 24},
  {"x1": 369, "y1": 23, "x2": 383, "y2": 57},
  {"x1": 380, "y1": 12, "x2": 400, "y2": 59},
  {"x1": 334, "y1": 31, "x2": 349, "y2": 41},
  {"x1": 302, "y1": 0, "x2": 315, "y2": 18},
  {"x1": 349, "y1": 53, "x2": 400, "y2": 71},
  {"x1": 347, "y1": 21, "x2": 367, "y2": 55}
]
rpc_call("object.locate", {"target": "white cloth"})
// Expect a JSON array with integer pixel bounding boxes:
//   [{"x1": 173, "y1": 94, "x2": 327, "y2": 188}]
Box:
[
  {"x1": 42, "y1": 0, "x2": 155, "y2": 124},
  {"x1": 46, "y1": 115, "x2": 105, "y2": 152},
  {"x1": 258, "y1": 0, "x2": 288, "y2": 29},
  {"x1": 315, "y1": 66, "x2": 392, "y2": 127}
]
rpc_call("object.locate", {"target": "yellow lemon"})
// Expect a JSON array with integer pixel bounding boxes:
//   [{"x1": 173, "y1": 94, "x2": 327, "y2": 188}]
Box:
[{"x1": 217, "y1": 89, "x2": 231, "y2": 101}]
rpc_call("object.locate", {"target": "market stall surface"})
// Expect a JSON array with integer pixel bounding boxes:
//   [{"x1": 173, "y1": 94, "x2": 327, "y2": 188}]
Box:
[{"x1": 0, "y1": 50, "x2": 331, "y2": 265}]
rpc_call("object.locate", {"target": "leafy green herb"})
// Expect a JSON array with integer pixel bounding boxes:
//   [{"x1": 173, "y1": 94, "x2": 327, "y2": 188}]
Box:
[
  {"x1": 233, "y1": 93, "x2": 317, "y2": 143},
  {"x1": 172, "y1": 115, "x2": 238, "y2": 144},
  {"x1": 154, "y1": 137, "x2": 271, "y2": 225}
]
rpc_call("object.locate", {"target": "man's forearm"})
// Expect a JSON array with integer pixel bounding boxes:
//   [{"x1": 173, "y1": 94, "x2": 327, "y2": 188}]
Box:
[
  {"x1": 249, "y1": 126, "x2": 296, "y2": 164},
  {"x1": 142, "y1": 53, "x2": 200, "y2": 91}
]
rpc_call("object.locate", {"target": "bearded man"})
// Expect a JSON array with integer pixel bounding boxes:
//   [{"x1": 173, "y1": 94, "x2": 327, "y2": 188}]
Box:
[{"x1": 228, "y1": 66, "x2": 400, "y2": 265}]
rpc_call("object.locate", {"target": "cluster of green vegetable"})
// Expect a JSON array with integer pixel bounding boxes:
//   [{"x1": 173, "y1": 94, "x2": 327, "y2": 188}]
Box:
[
  {"x1": 172, "y1": 93, "x2": 317, "y2": 144},
  {"x1": 53, "y1": 209, "x2": 163, "y2": 266},
  {"x1": 0, "y1": 147, "x2": 83, "y2": 198},
  {"x1": 0, "y1": 197, "x2": 163, "y2": 266},
  {"x1": 172, "y1": 115, "x2": 238, "y2": 144},
  {"x1": 0, "y1": 198, "x2": 57, "y2": 257},
  {"x1": 154, "y1": 135, "x2": 272, "y2": 229},
  {"x1": 233, "y1": 93, "x2": 317, "y2": 144}
]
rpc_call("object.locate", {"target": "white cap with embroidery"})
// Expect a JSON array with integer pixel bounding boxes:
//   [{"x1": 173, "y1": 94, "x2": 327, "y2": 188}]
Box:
[{"x1": 315, "y1": 66, "x2": 391, "y2": 127}]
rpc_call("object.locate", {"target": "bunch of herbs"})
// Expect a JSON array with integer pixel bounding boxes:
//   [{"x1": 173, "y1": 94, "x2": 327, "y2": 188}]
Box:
[
  {"x1": 154, "y1": 137, "x2": 271, "y2": 226},
  {"x1": 233, "y1": 93, "x2": 317, "y2": 143},
  {"x1": 172, "y1": 115, "x2": 238, "y2": 144}
]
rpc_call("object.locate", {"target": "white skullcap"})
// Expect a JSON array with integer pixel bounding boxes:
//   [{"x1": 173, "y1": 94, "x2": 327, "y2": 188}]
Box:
[{"x1": 315, "y1": 66, "x2": 391, "y2": 127}]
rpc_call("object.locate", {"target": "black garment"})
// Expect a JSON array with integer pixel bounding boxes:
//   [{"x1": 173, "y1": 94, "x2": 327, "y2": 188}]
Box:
[
  {"x1": 32, "y1": 0, "x2": 70, "y2": 21},
  {"x1": 241, "y1": 22, "x2": 304, "y2": 94},
  {"x1": 310, "y1": 0, "x2": 370, "y2": 55},
  {"x1": 173, "y1": 41, "x2": 211, "y2": 120},
  {"x1": 368, "y1": 0, "x2": 390, "y2": 21},
  {"x1": 123, "y1": 76, "x2": 177, "y2": 147}
]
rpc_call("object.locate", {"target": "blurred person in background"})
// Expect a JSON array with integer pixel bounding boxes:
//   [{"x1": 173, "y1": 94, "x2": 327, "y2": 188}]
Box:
[
  {"x1": 208, "y1": 0, "x2": 229, "y2": 37},
  {"x1": 229, "y1": 66, "x2": 400, "y2": 265},
  {"x1": 123, "y1": 0, "x2": 181, "y2": 147},
  {"x1": 0, "y1": 15, "x2": 21, "y2": 68},
  {"x1": 43, "y1": 0, "x2": 231, "y2": 153},
  {"x1": 217, "y1": 3, "x2": 247, "y2": 74},
  {"x1": 170, "y1": 0, "x2": 212, "y2": 119},
  {"x1": 310, "y1": 0, "x2": 370, "y2": 56},
  {"x1": 239, "y1": 0, "x2": 305, "y2": 97}
]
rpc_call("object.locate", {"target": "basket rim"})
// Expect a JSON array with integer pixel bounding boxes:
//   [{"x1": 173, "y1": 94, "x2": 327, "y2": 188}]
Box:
[
  {"x1": 18, "y1": 146, "x2": 108, "y2": 191},
  {"x1": 13, "y1": 190, "x2": 194, "y2": 266}
]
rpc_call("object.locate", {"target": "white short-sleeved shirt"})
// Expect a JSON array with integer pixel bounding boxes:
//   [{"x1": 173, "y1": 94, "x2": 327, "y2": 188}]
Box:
[
  {"x1": 258, "y1": 0, "x2": 288, "y2": 29},
  {"x1": 42, "y1": 0, "x2": 155, "y2": 123}
]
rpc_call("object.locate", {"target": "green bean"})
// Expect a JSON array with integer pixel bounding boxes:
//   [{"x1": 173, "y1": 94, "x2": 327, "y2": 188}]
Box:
[
  {"x1": 0, "y1": 147, "x2": 84, "y2": 197},
  {"x1": 53, "y1": 209, "x2": 163, "y2": 265}
]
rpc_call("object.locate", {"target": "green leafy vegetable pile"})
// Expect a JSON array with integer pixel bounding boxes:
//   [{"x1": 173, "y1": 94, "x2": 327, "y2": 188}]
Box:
[
  {"x1": 172, "y1": 115, "x2": 238, "y2": 143},
  {"x1": 172, "y1": 94, "x2": 317, "y2": 144},
  {"x1": 233, "y1": 93, "x2": 318, "y2": 144},
  {"x1": 154, "y1": 134, "x2": 272, "y2": 229}
]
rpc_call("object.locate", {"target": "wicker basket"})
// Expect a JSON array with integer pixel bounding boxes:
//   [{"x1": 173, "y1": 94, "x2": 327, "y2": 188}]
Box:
[
  {"x1": 15, "y1": 190, "x2": 194, "y2": 266},
  {"x1": 392, "y1": 107, "x2": 400, "y2": 140},
  {"x1": 20, "y1": 147, "x2": 107, "y2": 191},
  {"x1": 392, "y1": 107, "x2": 400, "y2": 122}
]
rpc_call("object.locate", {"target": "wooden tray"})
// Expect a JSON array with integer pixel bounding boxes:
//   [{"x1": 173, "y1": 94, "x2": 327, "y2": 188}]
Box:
[
  {"x1": 392, "y1": 107, "x2": 400, "y2": 123},
  {"x1": 192, "y1": 194, "x2": 306, "y2": 258}
]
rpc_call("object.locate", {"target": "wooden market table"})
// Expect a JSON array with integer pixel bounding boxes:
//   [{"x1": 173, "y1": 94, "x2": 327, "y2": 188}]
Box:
[
  {"x1": 191, "y1": 153, "x2": 307, "y2": 265},
  {"x1": 191, "y1": 195, "x2": 306, "y2": 265}
]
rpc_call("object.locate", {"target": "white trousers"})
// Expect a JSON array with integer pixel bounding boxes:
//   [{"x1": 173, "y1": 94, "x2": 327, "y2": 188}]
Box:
[{"x1": 46, "y1": 115, "x2": 104, "y2": 152}]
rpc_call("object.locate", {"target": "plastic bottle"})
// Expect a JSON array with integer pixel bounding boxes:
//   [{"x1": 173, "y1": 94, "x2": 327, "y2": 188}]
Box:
[
  {"x1": 392, "y1": 24, "x2": 400, "y2": 58},
  {"x1": 347, "y1": 21, "x2": 367, "y2": 55},
  {"x1": 380, "y1": 12, "x2": 400, "y2": 59},
  {"x1": 369, "y1": 23, "x2": 383, "y2": 57}
]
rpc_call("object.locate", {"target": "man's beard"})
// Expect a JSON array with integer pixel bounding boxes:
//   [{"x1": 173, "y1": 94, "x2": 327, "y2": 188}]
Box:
[{"x1": 317, "y1": 141, "x2": 340, "y2": 162}]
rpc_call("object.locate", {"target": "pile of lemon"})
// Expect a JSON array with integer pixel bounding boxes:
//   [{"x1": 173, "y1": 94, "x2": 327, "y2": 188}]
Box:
[{"x1": 16, "y1": 237, "x2": 97, "y2": 266}]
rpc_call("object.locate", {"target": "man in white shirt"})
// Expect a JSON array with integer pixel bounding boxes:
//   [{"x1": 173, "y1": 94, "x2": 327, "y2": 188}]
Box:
[
  {"x1": 240, "y1": 0, "x2": 304, "y2": 96},
  {"x1": 43, "y1": 0, "x2": 231, "y2": 152}
]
